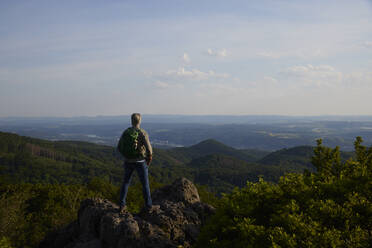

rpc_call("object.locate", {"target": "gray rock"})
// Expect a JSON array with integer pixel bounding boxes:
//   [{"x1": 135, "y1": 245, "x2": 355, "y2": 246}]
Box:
[
  {"x1": 152, "y1": 178, "x2": 200, "y2": 205},
  {"x1": 40, "y1": 178, "x2": 215, "y2": 248},
  {"x1": 71, "y1": 239, "x2": 101, "y2": 248}
]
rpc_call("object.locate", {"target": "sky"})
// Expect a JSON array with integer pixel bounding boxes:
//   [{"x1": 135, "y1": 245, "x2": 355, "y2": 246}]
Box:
[{"x1": 0, "y1": 0, "x2": 372, "y2": 117}]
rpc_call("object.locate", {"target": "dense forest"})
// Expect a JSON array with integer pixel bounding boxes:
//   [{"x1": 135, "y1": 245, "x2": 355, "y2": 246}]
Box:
[
  {"x1": 0, "y1": 131, "x2": 370, "y2": 247},
  {"x1": 0, "y1": 131, "x2": 323, "y2": 191}
]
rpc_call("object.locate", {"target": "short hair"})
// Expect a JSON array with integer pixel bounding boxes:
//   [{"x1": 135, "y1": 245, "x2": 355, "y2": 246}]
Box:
[{"x1": 131, "y1": 113, "x2": 141, "y2": 126}]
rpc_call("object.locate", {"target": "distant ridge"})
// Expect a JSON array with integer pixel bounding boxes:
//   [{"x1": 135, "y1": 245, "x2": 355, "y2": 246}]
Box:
[
  {"x1": 259, "y1": 146, "x2": 315, "y2": 170},
  {"x1": 167, "y1": 139, "x2": 260, "y2": 163},
  {"x1": 259, "y1": 145, "x2": 354, "y2": 170}
]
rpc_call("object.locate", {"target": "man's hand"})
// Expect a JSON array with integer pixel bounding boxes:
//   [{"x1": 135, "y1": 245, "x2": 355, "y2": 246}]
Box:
[{"x1": 146, "y1": 155, "x2": 152, "y2": 166}]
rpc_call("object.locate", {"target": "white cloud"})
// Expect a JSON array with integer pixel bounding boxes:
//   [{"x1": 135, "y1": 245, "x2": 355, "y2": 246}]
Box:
[
  {"x1": 197, "y1": 83, "x2": 242, "y2": 97},
  {"x1": 153, "y1": 81, "x2": 183, "y2": 90},
  {"x1": 257, "y1": 51, "x2": 282, "y2": 59},
  {"x1": 153, "y1": 81, "x2": 170, "y2": 89},
  {"x1": 206, "y1": 48, "x2": 227, "y2": 57},
  {"x1": 280, "y1": 64, "x2": 343, "y2": 87},
  {"x1": 362, "y1": 41, "x2": 372, "y2": 48},
  {"x1": 263, "y1": 76, "x2": 278, "y2": 84},
  {"x1": 277, "y1": 64, "x2": 372, "y2": 93},
  {"x1": 343, "y1": 71, "x2": 372, "y2": 87},
  {"x1": 182, "y1": 53, "x2": 190, "y2": 63},
  {"x1": 283, "y1": 64, "x2": 336, "y2": 74},
  {"x1": 257, "y1": 49, "x2": 326, "y2": 59},
  {"x1": 165, "y1": 67, "x2": 229, "y2": 80}
]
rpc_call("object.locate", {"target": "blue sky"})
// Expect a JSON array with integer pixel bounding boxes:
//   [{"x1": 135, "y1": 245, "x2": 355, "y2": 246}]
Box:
[{"x1": 0, "y1": 0, "x2": 371, "y2": 117}]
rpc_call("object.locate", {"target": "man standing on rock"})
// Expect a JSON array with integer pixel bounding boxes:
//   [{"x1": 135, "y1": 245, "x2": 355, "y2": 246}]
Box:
[{"x1": 117, "y1": 113, "x2": 153, "y2": 213}]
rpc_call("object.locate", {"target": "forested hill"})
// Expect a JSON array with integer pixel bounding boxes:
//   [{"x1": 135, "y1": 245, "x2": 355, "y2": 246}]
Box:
[
  {"x1": 166, "y1": 139, "x2": 266, "y2": 163},
  {"x1": 0, "y1": 131, "x2": 370, "y2": 248},
  {"x1": 258, "y1": 145, "x2": 354, "y2": 171},
  {"x1": 0, "y1": 131, "x2": 124, "y2": 184},
  {"x1": 0, "y1": 131, "x2": 354, "y2": 192}
]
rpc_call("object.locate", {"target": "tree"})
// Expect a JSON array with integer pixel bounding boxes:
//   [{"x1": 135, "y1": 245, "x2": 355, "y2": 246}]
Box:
[{"x1": 196, "y1": 137, "x2": 372, "y2": 248}]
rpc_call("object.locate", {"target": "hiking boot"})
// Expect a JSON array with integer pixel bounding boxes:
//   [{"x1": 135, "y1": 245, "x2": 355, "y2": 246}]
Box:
[
  {"x1": 119, "y1": 206, "x2": 128, "y2": 215},
  {"x1": 141, "y1": 205, "x2": 160, "y2": 215}
]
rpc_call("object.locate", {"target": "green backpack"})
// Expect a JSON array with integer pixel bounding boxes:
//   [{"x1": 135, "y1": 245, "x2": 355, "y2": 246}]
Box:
[{"x1": 118, "y1": 127, "x2": 142, "y2": 159}]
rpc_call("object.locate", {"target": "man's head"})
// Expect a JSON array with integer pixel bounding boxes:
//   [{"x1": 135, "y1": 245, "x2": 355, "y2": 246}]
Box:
[{"x1": 131, "y1": 113, "x2": 141, "y2": 127}]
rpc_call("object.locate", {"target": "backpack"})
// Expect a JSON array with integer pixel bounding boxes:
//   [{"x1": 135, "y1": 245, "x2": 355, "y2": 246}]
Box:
[{"x1": 118, "y1": 127, "x2": 143, "y2": 159}]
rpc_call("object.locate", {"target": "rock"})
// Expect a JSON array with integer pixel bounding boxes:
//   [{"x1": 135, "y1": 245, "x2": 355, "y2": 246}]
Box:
[
  {"x1": 40, "y1": 178, "x2": 215, "y2": 248},
  {"x1": 70, "y1": 239, "x2": 101, "y2": 248},
  {"x1": 152, "y1": 178, "x2": 200, "y2": 205}
]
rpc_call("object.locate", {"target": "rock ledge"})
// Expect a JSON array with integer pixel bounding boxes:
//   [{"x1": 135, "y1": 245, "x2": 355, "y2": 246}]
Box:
[{"x1": 40, "y1": 178, "x2": 215, "y2": 248}]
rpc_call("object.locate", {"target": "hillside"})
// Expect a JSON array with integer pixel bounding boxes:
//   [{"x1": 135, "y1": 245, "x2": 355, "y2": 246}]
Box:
[
  {"x1": 186, "y1": 154, "x2": 283, "y2": 192},
  {"x1": 167, "y1": 139, "x2": 264, "y2": 163},
  {"x1": 259, "y1": 146, "x2": 315, "y2": 171},
  {"x1": 0, "y1": 131, "x2": 354, "y2": 193},
  {"x1": 0, "y1": 132, "x2": 191, "y2": 185},
  {"x1": 259, "y1": 145, "x2": 355, "y2": 171},
  {"x1": 0, "y1": 133, "x2": 369, "y2": 248},
  {"x1": 0, "y1": 132, "x2": 123, "y2": 184}
]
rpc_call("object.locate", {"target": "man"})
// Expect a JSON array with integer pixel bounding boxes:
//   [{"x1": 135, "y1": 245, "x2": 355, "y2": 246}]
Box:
[{"x1": 117, "y1": 113, "x2": 153, "y2": 213}]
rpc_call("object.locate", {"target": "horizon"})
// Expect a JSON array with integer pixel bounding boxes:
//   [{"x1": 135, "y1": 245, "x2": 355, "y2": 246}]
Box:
[
  {"x1": 2, "y1": 113, "x2": 372, "y2": 118},
  {"x1": 1, "y1": 0, "x2": 372, "y2": 117},
  {"x1": 2, "y1": 114, "x2": 372, "y2": 125}
]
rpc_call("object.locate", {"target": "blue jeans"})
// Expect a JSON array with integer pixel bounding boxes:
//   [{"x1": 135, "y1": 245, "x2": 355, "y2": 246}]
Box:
[{"x1": 119, "y1": 161, "x2": 152, "y2": 208}]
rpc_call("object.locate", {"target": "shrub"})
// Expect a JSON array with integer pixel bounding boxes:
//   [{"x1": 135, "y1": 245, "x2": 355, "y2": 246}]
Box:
[{"x1": 196, "y1": 137, "x2": 372, "y2": 248}]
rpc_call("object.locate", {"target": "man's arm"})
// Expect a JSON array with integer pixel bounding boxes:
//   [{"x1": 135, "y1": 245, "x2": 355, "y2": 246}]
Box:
[
  {"x1": 117, "y1": 132, "x2": 124, "y2": 157},
  {"x1": 142, "y1": 130, "x2": 153, "y2": 165}
]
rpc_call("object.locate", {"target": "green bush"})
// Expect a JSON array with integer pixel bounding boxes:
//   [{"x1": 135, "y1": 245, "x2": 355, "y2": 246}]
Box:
[
  {"x1": 0, "y1": 178, "x2": 121, "y2": 248},
  {"x1": 0, "y1": 237, "x2": 13, "y2": 248},
  {"x1": 0, "y1": 176, "x2": 167, "y2": 248},
  {"x1": 196, "y1": 137, "x2": 372, "y2": 248}
]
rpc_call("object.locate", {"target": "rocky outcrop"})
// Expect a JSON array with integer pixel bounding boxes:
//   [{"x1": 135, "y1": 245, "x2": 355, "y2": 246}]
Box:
[{"x1": 40, "y1": 178, "x2": 215, "y2": 248}]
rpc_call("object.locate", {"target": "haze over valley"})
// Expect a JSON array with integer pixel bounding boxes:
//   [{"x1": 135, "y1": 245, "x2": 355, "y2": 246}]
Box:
[{"x1": 1, "y1": 115, "x2": 372, "y2": 151}]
